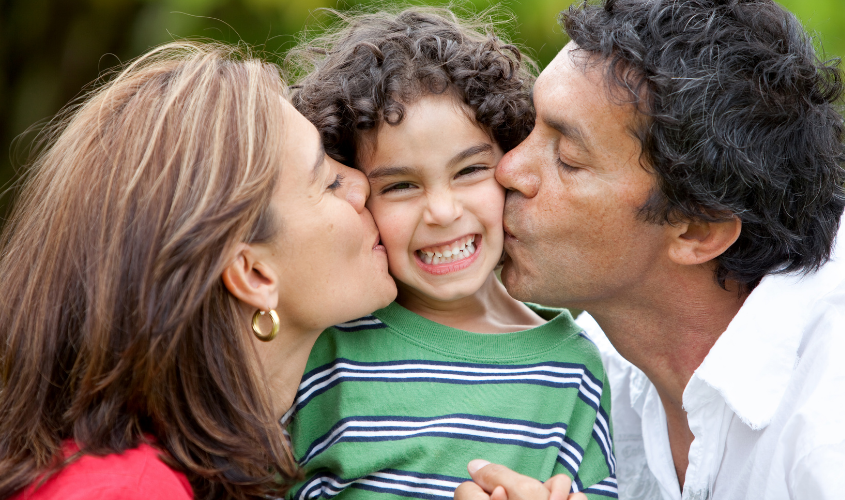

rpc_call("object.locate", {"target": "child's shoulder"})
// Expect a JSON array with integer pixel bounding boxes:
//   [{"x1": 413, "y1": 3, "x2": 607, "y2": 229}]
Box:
[
  {"x1": 305, "y1": 310, "x2": 394, "y2": 367},
  {"x1": 304, "y1": 301, "x2": 431, "y2": 368},
  {"x1": 523, "y1": 303, "x2": 606, "y2": 373}
]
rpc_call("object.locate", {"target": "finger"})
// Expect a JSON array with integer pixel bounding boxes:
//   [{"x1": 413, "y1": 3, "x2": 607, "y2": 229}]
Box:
[
  {"x1": 491, "y1": 485, "x2": 508, "y2": 500},
  {"x1": 567, "y1": 494, "x2": 588, "y2": 500},
  {"x1": 469, "y1": 459, "x2": 492, "y2": 475},
  {"x1": 455, "y1": 481, "x2": 493, "y2": 500},
  {"x1": 543, "y1": 474, "x2": 574, "y2": 500},
  {"x1": 468, "y1": 462, "x2": 549, "y2": 500}
]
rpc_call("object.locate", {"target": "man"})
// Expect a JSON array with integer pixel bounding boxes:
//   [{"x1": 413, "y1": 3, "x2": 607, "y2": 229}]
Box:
[{"x1": 454, "y1": 0, "x2": 845, "y2": 499}]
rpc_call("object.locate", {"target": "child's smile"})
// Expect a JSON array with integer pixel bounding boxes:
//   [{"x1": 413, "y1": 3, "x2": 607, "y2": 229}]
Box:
[{"x1": 415, "y1": 234, "x2": 481, "y2": 274}]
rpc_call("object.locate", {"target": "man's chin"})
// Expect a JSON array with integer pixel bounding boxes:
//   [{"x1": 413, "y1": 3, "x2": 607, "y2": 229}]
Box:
[
  {"x1": 501, "y1": 257, "x2": 577, "y2": 308},
  {"x1": 500, "y1": 257, "x2": 534, "y2": 303}
]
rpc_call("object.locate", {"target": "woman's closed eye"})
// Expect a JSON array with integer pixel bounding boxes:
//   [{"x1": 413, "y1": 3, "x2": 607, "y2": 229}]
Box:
[{"x1": 327, "y1": 174, "x2": 344, "y2": 191}]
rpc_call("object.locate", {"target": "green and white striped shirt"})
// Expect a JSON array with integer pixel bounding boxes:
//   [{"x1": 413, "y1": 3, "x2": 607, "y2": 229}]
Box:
[{"x1": 285, "y1": 302, "x2": 617, "y2": 500}]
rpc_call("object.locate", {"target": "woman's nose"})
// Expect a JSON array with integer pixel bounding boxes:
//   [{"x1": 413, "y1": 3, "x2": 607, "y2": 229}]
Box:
[
  {"x1": 423, "y1": 190, "x2": 462, "y2": 227},
  {"x1": 339, "y1": 163, "x2": 370, "y2": 213}
]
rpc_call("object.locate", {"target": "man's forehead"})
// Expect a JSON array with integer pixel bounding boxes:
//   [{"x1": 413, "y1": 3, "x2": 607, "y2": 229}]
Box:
[
  {"x1": 533, "y1": 49, "x2": 569, "y2": 99},
  {"x1": 534, "y1": 43, "x2": 598, "y2": 104},
  {"x1": 533, "y1": 44, "x2": 645, "y2": 156}
]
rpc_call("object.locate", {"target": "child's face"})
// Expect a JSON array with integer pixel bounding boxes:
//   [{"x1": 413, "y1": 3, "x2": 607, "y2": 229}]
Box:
[{"x1": 358, "y1": 94, "x2": 505, "y2": 303}]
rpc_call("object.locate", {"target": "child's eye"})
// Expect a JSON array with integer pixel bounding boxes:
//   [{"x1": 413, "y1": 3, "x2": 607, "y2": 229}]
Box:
[
  {"x1": 455, "y1": 165, "x2": 490, "y2": 177},
  {"x1": 327, "y1": 174, "x2": 344, "y2": 191},
  {"x1": 381, "y1": 182, "x2": 416, "y2": 194}
]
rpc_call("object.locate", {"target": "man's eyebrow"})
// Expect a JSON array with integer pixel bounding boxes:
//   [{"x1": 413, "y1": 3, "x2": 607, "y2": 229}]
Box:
[
  {"x1": 309, "y1": 141, "x2": 327, "y2": 184},
  {"x1": 448, "y1": 143, "x2": 494, "y2": 168},
  {"x1": 366, "y1": 165, "x2": 418, "y2": 181},
  {"x1": 545, "y1": 117, "x2": 591, "y2": 153}
]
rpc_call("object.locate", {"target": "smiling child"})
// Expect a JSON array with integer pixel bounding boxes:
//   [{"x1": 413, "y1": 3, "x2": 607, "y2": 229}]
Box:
[{"x1": 284, "y1": 8, "x2": 617, "y2": 500}]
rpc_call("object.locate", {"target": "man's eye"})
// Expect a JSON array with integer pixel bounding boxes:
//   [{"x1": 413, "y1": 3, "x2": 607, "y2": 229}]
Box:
[
  {"x1": 381, "y1": 182, "x2": 415, "y2": 194},
  {"x1": 327, "y1": 174, "x2": 344, "y2": 191},
  {"x1": 556, "y1": 158, "x2": 579, "y2": 172},
  {"x1": 456, "y1": 165, "x2": 490, "y2": 177}
]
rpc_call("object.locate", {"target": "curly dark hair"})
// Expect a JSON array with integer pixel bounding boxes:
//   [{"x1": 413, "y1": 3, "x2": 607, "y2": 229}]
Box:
[
  {"x1": 562, "y1": 0, "x2": 845, "y2": 289},
  {"x1": 288, "y1": 6, "x2": 537, "y2": 165}
]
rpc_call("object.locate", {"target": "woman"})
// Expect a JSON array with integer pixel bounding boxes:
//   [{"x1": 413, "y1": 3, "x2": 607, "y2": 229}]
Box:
[{"x1": 0, "y1": 41, "x2": 396, "y2": 499}]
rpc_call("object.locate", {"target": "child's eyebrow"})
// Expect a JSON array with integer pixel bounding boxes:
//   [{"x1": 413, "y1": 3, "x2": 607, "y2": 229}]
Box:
[
  {"x1": 366, "y1": 165, "x2": 417, "y2": 181},
  {"x1": 366, "y1": 143, "x2": 494, "y2": 181},
  {"x1": 448, "y1": 143, "x2": 493, "y2": 168}
]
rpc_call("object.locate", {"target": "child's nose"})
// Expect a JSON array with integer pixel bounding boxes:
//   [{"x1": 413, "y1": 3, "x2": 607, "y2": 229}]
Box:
[{"x1": 423, "y1": 190, "x2": 462, "y2": 227}]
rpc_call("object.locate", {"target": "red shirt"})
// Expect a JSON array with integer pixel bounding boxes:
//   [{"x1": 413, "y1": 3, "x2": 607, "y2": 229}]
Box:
[{"x1": 12, "y1": 442, "x2": 193, "y2": 500}]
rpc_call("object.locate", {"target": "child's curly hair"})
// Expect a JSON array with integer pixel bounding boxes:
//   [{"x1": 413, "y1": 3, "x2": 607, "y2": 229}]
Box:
[{"x1": 288, "y1": 6, "x2": 537, "y2": 165}]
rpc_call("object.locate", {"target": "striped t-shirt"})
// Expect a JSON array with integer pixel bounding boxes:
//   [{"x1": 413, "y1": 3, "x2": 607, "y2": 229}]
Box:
[{"x1": 285, "y1": 302, "x2": 617, "y2": 500}]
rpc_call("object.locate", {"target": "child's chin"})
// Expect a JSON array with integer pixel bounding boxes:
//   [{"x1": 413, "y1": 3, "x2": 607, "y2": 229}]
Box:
[{"x1": 424, "y1": 279, "x2": 489, "y2": 302}]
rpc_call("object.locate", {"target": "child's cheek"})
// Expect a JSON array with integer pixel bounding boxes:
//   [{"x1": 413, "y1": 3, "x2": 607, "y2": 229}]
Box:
[
  {"x1": 473, "y1": 179, "x2": 506, "y2": 225},
  {"x1": 369, "y1": 204, "x2": 412, "y2": 270}
]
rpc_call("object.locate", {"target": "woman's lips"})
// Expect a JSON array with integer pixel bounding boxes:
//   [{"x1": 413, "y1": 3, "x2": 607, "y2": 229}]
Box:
[
  {"x1": 373, "y1": 233, "x2": 386, "y2": 252},
  {"x1": 414, "y1": 234, "x2": 482, "y2": 275}
]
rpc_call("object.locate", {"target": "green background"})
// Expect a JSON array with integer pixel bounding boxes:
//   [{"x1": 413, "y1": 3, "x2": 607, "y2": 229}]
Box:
[{"x1": 1, "y1": 0, "x2": 843, "y2": 220}]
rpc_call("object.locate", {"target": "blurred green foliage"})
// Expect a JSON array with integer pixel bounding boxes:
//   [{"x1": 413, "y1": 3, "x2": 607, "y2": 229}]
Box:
[{"x1": 1, "y1": 0, "x2": 844, "y2": 220}]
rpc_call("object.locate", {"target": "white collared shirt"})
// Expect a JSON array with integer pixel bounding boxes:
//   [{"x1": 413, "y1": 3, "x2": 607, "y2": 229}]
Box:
[{"x1": 578, "y1": 222, "x2": 845, "y2": 500}]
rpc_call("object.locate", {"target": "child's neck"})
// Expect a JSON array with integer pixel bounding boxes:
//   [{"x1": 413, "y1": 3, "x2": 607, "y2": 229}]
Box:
[{"x1": 396, "y1": 273, "x2": 546, "y2": 333}]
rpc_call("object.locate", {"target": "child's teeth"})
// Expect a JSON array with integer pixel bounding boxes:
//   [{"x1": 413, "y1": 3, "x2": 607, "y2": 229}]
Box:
[{"x1": 418, "y1": 235, "x2": 479, "y2": 265}]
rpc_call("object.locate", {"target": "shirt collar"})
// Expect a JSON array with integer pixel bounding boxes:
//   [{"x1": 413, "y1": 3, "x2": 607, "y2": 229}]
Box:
[{"x1": 691, "y1": 220, "x2": 845, "y2": 430}]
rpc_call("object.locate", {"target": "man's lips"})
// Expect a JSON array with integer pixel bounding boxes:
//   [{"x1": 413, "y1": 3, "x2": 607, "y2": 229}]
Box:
[{"x1": 503, "y1": 222, "x2": 518, "y2": 242}]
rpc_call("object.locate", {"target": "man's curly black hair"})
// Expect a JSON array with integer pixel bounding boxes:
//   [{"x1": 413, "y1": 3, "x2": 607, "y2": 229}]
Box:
[
  {"x1": 562, "y1": 0, "x2": 845, "y2": 289},
  {"x1": 288, "y1": 7, "x2": 537, "y2": 166}
]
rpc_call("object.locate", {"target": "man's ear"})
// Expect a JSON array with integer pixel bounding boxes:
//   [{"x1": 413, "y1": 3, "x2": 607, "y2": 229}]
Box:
[
  {"x1": 668, "y1": 217, "x2": 742, "y2": 266},
  {"x1": 222, "y1": 243, "x2": 279, "y2": 311}
]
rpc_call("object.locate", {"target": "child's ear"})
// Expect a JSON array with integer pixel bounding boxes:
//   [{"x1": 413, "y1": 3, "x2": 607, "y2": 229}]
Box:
[
  {"x1": 667, "y1": 217, "x2": 742, "y2": 266},
  {"x1": 222, "y1": 243, "x2": 279, "y2": 311}
]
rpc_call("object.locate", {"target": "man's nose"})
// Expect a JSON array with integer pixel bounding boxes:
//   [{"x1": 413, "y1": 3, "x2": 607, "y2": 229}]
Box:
[
  {"x1": 496, "y1": 140, "x2": 540, "y2": 199},
  {"x1": 423, "y1": 189, "x2": 462, "y2": 227}
]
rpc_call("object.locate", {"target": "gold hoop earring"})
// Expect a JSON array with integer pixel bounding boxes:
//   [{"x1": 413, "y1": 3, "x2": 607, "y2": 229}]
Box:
[{"x1": 252, "y1": 309, "x2": 280, "y2": 342}]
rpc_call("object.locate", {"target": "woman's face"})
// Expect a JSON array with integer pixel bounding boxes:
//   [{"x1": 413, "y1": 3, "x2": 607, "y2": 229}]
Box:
[
  {"x1": 268, "y1": 100, "x2": 396, "y2": 331},
  {"x1": 358, "y1": 94, "x2": 505, "y2": 303}
]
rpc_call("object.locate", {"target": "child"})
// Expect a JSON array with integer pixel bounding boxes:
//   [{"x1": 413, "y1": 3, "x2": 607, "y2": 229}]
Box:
[{"x1": 285, "y1": 8, "x2": 617, "y2": 500}]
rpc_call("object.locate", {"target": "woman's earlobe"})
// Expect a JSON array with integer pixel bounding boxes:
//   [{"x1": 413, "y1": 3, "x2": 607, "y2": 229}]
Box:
[{"x1": 222, "y1": 244, "x2": 279, "y2": 311}]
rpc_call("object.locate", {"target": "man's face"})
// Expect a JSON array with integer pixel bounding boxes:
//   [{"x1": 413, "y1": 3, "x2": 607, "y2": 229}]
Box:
[{"x1": 496, "y1": 42, "x2": 672, "y2": 309}]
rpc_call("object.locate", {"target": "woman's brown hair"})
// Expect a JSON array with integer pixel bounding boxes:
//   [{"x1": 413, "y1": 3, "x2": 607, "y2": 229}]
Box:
[
  {"x1": 287, "y1": 6, "x2": 537, "y2": 166},
  {"x1": 0, "y1": 41, "x2": 299, "y2": 499}
]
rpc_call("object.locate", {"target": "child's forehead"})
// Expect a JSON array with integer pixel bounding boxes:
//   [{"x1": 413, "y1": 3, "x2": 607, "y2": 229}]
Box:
[{"x1": 356, "y1": 93, "x2": 498, "y2": 172}]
